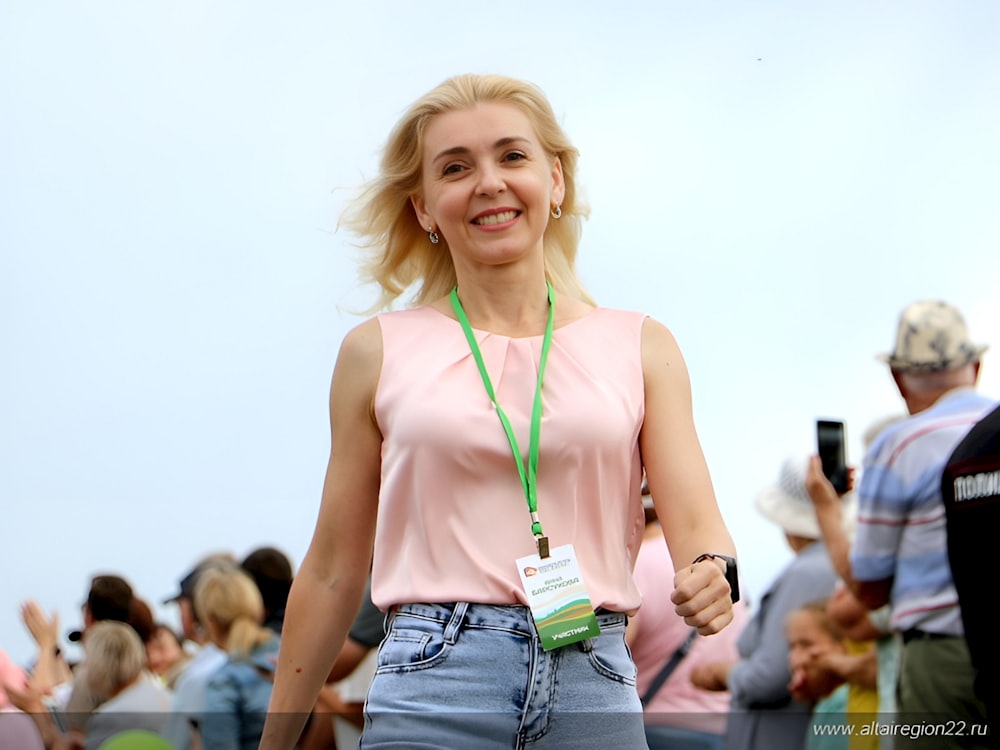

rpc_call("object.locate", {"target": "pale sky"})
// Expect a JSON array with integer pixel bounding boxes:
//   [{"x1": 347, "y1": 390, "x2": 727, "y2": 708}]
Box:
[{"x1": 2, "y1": 1, "x2": 999, "y2": 665}]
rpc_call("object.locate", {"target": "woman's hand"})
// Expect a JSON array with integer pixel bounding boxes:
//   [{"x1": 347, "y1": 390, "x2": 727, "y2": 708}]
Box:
[{"x1": 671, "y1": 558, "x2": 734, "y2": 635}]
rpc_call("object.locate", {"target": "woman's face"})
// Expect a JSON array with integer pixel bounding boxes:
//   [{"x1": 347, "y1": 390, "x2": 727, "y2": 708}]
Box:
[{"x1": 410, "y1": 102, "x2": 564, "y2": 276}]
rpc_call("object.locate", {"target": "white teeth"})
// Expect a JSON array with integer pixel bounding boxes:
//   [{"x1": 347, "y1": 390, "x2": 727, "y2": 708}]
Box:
[{"x1": 474, "y1": 210, "x2": 518, "y2": 226}]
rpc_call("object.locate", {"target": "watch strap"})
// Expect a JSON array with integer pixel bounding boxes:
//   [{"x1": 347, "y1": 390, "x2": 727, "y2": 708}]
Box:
[{"x1": 692, "y1": 553, "x2": 740, "y2": 604}]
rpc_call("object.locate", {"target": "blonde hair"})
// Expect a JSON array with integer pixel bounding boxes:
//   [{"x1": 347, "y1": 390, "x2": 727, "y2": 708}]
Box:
[
  {"x1": 84, "y1": 621, "x2": 147, "y2": 698},
  {"x1": 341, "y1": 73, "x2": 592, "y2": 311},
  {"x1": 193, "y1": 566, "x2": 273, "y2": 658}
]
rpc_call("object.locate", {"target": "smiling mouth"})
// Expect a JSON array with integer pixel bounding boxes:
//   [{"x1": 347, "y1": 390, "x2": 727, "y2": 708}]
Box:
[{"x1": 473, "y1": 210, "x2": 519, "y2": 226}]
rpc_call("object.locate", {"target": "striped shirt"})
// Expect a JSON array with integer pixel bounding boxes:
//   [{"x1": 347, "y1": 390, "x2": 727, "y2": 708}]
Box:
[{"x1": 851, "y1": 387, "x2": 994, "y2": 635}]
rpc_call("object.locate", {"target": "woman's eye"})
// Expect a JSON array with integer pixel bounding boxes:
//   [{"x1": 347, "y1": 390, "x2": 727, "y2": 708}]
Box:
[
  {"x1": 503, "y1": 151, "x2": 526, "y2": 163},
  {"x1": 442, "y1": 163, "x2": 465, "y2": 175}
]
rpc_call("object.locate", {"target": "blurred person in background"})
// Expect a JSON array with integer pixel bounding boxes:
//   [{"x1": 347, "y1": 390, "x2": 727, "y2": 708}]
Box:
[
  {"x1": 195, "y1": 565, "x2": 280, "y2": 750},
  {"x1": 5, "y1": 621, "x2": 170, "y2": 750},
  {"x1": 807, "y1": 301, "x2": 991, "y2": 750},
  {"x1": 145, "y1": 623, "x2": 190, "y2": 689},
  {"x1": 692, "y1": 456, "x2": 846, "y2": 750},
  {"x1": 0, "y1": 648, "x2": 45, "y2": 750},
  {"x1": 0, "y1": 649, "x2": 29, "y2": 710},
  {"x1": 942, "y1": 400, "x2": 1000, "y2": 738},
  {"x1": 17, "y1": 576, "x2": 133, "y2": 708},
  {"x1": 160, "y1": 553, "x2": 237, "y2": 750},
  {"x1": 240, "y1": 547, "x2": 294, "y2": 635},
  {"x1": 805, "y1": 413, "x2": 907, "y2": 750},
  {"x1": 785, "y1": 600, "x2": 852, "y2": 750},
  {"x1": 629, "y1": 482, "x2": 749, "y2": 750},
  {"x1": 61, "y1": 575, "x2": 154, "y2": 732},
  {"x1": 77, "y1": 621, "x2": 171, "y2": 750},
  {"x1": 17, "y1": 600, "x2": 73, "y2": 702}
]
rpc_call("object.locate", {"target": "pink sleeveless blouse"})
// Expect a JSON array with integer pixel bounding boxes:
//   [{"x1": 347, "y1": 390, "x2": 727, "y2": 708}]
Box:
[{"x1": 371, "y1": 305, "x2": 648, "y2": 613}]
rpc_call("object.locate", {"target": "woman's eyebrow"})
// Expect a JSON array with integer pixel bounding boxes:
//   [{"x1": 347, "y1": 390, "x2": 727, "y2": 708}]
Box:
[{"x1": 431, "y1": 136, "x2": 532, "y2": 163}]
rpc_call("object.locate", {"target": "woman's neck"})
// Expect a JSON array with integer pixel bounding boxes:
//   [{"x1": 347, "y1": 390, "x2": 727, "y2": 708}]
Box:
[
  {"x1": 452, "y1": 275, "x2": 552, "y2": 338},
  {"x1": 440, "y1": 260, "x2": 594, "y2": 338}
]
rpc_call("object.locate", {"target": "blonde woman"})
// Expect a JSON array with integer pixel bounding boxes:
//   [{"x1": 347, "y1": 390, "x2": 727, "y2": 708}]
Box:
[
  {"x1": 195, "y1": 566, "x2": 279, "y2": 750},
  {"x1": 82, "y1": 621, "x2": 171, "y2": 750},
  {"x1": 260, "y1": 73, "x2": 737, "y2": 750}
]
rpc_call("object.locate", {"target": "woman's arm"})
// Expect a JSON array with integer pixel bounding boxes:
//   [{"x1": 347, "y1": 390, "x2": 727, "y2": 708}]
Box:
[
  {"x1": 259, "y1": 319, "x2": 384, "y2": 750},
  {"x1": 638, "y1": 318, "x2": 735, "y2": 635}
]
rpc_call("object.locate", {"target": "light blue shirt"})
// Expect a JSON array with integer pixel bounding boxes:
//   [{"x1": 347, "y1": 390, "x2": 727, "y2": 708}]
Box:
[
  {"x1": 160, "y1": 642, "x2": 228, "y2": 750},
  {"x1": 852, "y1": 387, "x2": 994, "y2": 635},
  {"x1": 200, "y1": 635, "x2": 280, "y2": 750}
]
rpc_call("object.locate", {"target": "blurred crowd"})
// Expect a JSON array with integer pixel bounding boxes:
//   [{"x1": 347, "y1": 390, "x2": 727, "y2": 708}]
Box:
[{"x1": 0, "y1": 546, "x2": 360, "y2": 750}]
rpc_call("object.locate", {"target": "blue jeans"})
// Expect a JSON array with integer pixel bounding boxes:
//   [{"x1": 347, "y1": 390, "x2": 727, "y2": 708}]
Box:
[{"x1": 360, "y1": 602, "x2": 648, "y2": 749}]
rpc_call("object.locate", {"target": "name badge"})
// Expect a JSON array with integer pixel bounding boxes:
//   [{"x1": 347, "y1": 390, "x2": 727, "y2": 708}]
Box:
[{"x1": 516, "y1": 543, "x2": 601, "y2": 650}]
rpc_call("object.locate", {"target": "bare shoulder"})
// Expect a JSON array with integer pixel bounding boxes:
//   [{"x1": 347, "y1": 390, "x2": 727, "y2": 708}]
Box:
[
  {"x1": 329, "y1": 318, "x2": 384, "y2": 423},
  {"x1": 640, "y1": 317, "x2": 687, "y2": 376},
  {"x1": 335, "y1": 318, "x2": 383, "y2": 378}
]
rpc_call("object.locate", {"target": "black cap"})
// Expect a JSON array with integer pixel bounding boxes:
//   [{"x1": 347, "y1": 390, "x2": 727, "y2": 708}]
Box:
[
  {"x1": 163, "y1": 554, "x2": 239, "y2": 605},
  {"x1": 162, "y1": 567, "x2": 201, "y2": 605}
]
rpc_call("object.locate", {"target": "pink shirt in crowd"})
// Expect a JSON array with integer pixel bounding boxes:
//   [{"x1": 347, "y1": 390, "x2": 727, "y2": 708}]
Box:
[
  {"x1": 0, "y1": 650, "x2": 27, "y2": 710},
  {"x1": 630, "y1": 532, "x2": 749, "y2": 735}
]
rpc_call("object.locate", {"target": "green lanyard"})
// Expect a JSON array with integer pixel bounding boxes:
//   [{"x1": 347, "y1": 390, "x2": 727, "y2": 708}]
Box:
[{"x1": 450, "y1": 282, "x2": 556, "y2": 558}]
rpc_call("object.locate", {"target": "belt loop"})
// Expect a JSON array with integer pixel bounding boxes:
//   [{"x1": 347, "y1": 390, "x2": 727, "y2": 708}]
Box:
[
  {"x1": 383, "y1": 605, "x2": 397, "y2": 634},
  {"x1": 442, "y1": 601, "x2": 469, "y2": 645}
]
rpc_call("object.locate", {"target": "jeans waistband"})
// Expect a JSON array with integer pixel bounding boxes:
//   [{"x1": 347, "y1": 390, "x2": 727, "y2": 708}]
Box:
[{"x1": 389, "y1": 602, "x2": 625, "y2": 641}]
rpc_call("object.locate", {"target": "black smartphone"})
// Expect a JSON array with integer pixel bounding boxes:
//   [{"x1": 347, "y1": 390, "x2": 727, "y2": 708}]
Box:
[{"x1": 816, "y1": 419, "x2": 849, "y2": 494}]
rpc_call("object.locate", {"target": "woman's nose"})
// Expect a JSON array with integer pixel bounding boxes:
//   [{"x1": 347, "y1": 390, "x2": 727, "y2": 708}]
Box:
[{"x1": 475, "y1": 163, "x2": 506, "y2": 196}]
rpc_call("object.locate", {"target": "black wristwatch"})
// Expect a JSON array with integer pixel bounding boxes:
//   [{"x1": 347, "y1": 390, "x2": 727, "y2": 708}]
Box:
[{"x1": 692, "y1": 553, "x2": 740, "y2": 604}]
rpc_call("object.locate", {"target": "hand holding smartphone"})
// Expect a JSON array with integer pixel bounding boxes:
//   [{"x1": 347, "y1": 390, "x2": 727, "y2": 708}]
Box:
[{"x1": 816, "y1": 419, "x2": 849, "y2": 494}]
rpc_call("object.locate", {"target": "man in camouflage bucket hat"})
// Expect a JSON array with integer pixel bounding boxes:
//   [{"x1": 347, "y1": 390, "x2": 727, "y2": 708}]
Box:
[
  {"x1": 830, "y1": 300, "x2": 992, "y2": 749},
  {"x1": 878, "y1": 300, "x2": 988, "y2": 373}
]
